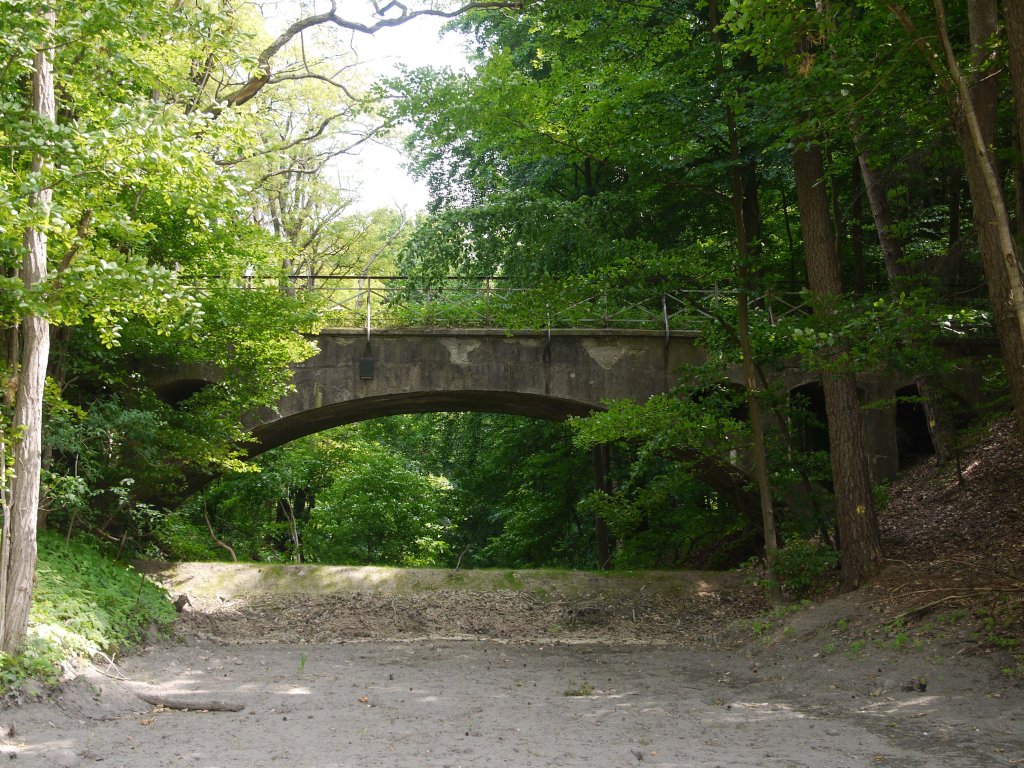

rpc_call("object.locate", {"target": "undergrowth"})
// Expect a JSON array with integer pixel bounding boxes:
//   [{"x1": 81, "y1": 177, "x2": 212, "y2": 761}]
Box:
[{"x1": 0, "y1": 531, "x2": 175, "y2": 692}]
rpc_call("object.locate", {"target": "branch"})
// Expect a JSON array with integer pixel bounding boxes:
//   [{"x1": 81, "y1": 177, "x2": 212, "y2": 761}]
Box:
[
  {"x1": 203, "y1": 499, "x2": 237, "y2": 562},
  {"x1": 56, "y1": 208, "x2": 93, "y2": 275},
  {"x1": 360, "y1": 211, "x2": 409, "y2": 276},
  {"x1": 138, "y1": 692, "x2": 245, "y2": 712},
  {"x1": 267, "y1": 71, "x2": 359, "y2": 101},
  {"x1": 885, "y1": 3, "x2": 954, "y2": 94},
  {"x1": 216, "y1": 112, "x2": 348, "y2": 166},
  {"x1": 256, "y1": 156, "x2": 334, "y2": 185},
  {"x1": 215, "y1": 1, "x2": 522, "y2": 111}
]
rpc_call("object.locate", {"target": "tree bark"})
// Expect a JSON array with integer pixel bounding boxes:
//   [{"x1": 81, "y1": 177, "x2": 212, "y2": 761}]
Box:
[
  {"x1": 948, "y1": 169, "x2": 965, "y2": 285},
  {"x1": 2, "y1": 12, "x2": 55, "y2": 653},
  {"x1": 851, "y1": 159, "x2": 865, "y2": 294},
  {"x1": 592, "y1": 444, "x2": 611, "y2": 569},
  {"x1": 137, "y1": 692, "x2": 245, "y2": 712},
  {"x1": 942, "y1": 0, "x2": 1024, "y2": 448},
  {"x1": 708, "y1": 0, "x2": 779, "y2": 593},
  {"x1": 893, "y1": 0, "x2": 1024, "y2": 448},
  {"x1": 1007, "y1": 0, "x2": 1024, "y2": 240},
  {"x1": 857, "y1": 155, "x2": 906, "y2": 280},
  {"x1": 858, "y1": 153, "x2": 957, "y2": 462},
  {"x1": 792, "y1": 143, "x2": 882, "y2": 589}
]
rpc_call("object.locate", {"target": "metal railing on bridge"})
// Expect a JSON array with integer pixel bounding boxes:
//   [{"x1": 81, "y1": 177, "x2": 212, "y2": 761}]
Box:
[{"x1": 262, "y1": 274, "x2": 812, "y2": 333}]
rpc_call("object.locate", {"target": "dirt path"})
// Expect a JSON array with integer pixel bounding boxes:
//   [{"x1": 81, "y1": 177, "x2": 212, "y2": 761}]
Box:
[{"x1": 2, "y1": 565, "x2": 1022, "y2": 767}]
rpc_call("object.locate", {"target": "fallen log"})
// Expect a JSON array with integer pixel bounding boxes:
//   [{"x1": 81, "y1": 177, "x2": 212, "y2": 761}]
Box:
[{"x1": 137, "y1": 692, "x2": 245, "y2": 712}]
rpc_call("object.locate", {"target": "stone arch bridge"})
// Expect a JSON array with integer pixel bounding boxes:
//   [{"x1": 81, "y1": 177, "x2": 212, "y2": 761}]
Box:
[{"x1": 149, "y1": 327, "x2": 992, "y2": 490}]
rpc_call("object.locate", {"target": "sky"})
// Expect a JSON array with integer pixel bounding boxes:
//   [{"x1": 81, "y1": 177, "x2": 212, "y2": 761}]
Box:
[
  {"x1": 346, "y1": 16, "x2": 470, "y2": 212},
  {"x1": 257, "y1": 2, "x2": 473, "y2": 213}
]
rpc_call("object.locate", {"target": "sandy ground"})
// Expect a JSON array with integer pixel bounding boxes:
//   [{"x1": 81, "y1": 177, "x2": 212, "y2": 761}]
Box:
[{"x1": 1, "y1": 568, "x2": 1022, "y2": 768}]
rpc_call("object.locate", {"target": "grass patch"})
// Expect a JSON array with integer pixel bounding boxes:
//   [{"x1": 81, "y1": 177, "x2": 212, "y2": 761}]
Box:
[
  {"x1": 749, "y1": 599, "x2": 813, "y2": 640},
  {"x1": 0, "y1": 531, "x2": 175, "y2": 692},
  {"x1": 563, "y1": 680, "x2": 594, "y2": 696}
]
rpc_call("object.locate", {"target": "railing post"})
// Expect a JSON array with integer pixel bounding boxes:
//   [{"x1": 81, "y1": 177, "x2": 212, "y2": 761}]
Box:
[
  {"x1": 366, "y1": 276, "x2": 372, "y2": 342},
  {"x1": 602, "y1": 289, "x2": 609, "y2": 328},
  {"x1": 485, "y1": 277, "x2": 492, "y2": 326},
  {"x1": 662, "y1": 294, "x2": 670, "y2": 342}
]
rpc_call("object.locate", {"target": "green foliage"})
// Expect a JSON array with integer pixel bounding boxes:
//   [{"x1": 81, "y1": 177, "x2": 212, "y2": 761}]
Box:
[
  {"x1": 304, "y1": 441, "x2": 452, "y2": 566},
  {"x1": 748, "y1": 599, "x2": 813, "y2": 639},
  {"x1": 148, "y1": 510, "x2": 223, "y2": 563},
  {"x1": 772, "y1": 538, "x2": 840, "y2": 598},
  {"x1": 563, "y1": 680, "x2": 594, "y2": 696},
  {"x1": 0, "y1": 532, "x2": 175, "y2": 691}
]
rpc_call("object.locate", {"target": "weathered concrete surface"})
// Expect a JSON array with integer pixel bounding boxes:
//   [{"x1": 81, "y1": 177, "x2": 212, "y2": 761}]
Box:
[
  {"x1": 248, "y1": 328, "x2": 706, "y2": 452},
  {"x1": 149, "y1": 329, "x2": 998, "y2": 485}
]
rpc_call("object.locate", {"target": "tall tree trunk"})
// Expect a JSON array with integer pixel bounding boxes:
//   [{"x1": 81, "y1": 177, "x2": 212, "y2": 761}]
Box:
[
  {"x1": 942, "y1": 0, "x2": 1024, "y2": 447},
  {"x1": 592, "y1": 444, "x2": 611, "y2": 570},
  {"x1": 792, "y1": 143, "x2": 882, "y2": 589},
  {"x1": 709, "y1": 0, "x2": 779, "y2": 596},
  {"x1": 858, "y1": 153, "x2": 957, "y2": 462},
  {"x1": 851, "y1": 159, "x2": 866, "y2": 294},
  {"x1": 1, "y1": 11, "x2": 56, "y2": 653},
  {"x1": 1004, "y1": 0, "x2": 1024, "y2": 174},
  {"x1": 948, "y1": 169, "x2": 965, "y2": 287},
  {"x1": 857, "y1": 155, "x2": 906, "y2": 280},
  {"x1": 894, "y1": 0, "x2": 1024, "y2": 448},
  {"x1": 1007, "y1": 0, "x2": 1024, "y2": 240}
]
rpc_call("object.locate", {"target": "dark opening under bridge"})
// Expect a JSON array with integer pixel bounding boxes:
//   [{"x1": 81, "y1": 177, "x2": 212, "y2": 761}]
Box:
[{"x1": 152, "y1": 276, "x2": 993, "y2": 494}]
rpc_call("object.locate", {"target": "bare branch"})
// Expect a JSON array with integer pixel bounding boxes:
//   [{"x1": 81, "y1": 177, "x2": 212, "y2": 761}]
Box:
[
  {"x1": 217, "y1": 112, "x2": 347, "y2": 165},
  {"x1": 267, "y1": 72, "x2": 359, "y2": 101},
  {"x1": 215, "y1": 2, "x2": 522, "y2": 111},
  {"x1": 255, "y1": 143, "x2": 354, "y2": 185}
]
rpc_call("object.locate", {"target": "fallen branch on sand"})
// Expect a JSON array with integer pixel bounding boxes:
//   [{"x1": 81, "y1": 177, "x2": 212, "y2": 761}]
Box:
[{"x1": 137, "y1": 692, "x2": 245, "y2": 712}]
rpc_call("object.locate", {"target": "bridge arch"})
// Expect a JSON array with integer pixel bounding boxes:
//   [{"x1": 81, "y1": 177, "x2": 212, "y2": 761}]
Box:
[
  {"x1": 245, "y1": 328, "x2": 707, "y2": 451},
  {"x1": 156, "y1": 326, "x2": 995, "y2": 523},
  {"x1": 249, "y1": 390, "x2": 599, "y2": 454}
]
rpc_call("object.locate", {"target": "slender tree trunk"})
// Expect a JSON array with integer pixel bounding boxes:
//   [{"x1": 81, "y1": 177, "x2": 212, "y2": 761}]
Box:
[
  {"x1": 948, "y1": 169, "x2": 965, "y2": 288},
  {"x1": 1014, "y1": 133, "x2": 1024, "y2": 243},
  {"x1": 792, "y1": 143, "x2": 882, "y2": 589},
  {"x1": 708, "y1": 0, "x2": 779, "y2": 596},
  {"x1": 851, "y1": 159, "x2": 865, "y2": 294},
  {"x1": 857, "y1": 155, "x2": 906, "y2": 280},
  {"x1": 893, "y1": 0, "x2": 1024, "y2": 448},
  {"x1": 1, "y1": 12, "x2": 56, "y2": 653},
  {"x1": 858, "y1": 153, "x2": 957, "y2": 462},
  {"x1": 1004, "y1": 0, "x2": 1024, "y2": 175},
  {"x1": 592, "y1": 444, "x2": 611, "y2": 570},
  {"x1": 1007, "y1": 0, "x2": 1024, "y2": 241}
]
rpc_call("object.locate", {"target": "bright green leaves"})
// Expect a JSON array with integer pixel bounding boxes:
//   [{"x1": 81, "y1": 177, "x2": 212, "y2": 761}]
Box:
[
  {"x1": 305, "y1": 440, "x2": 453, "y2": 567},
  {"x1": 20, "y1": 532, "x2": 175, "y2": 680},
  {"x1": 787, "y1": 289, "x2": 986, "y2": 376},
  {"x1": 571, "y1": 388, "x2": 747, "y2": 460}
]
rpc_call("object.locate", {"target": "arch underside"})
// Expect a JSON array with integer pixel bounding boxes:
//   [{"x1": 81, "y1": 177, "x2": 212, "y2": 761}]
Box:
[
  {"x1": 246, "y1": 388, "x2": 762, "y2": 528},
  {"x1": 249, "y1": 390, "x2": 602, "y2": 455}
]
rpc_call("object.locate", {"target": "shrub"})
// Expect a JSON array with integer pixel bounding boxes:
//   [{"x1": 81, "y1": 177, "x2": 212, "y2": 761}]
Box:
[
  {"x1": 0, "y1": 531, "x2": 176, "y2": 692},
  {"x1": 772, "y1": 538, "x2": 840, "y2": 598}
]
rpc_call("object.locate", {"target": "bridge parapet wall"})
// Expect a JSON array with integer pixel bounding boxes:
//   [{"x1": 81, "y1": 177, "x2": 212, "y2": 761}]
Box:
[
  {"x1": 249, "y1": 328, "x2": 707, "y2": 451},
  {"x1": 150, "y1": 328, "x2": 997, "y2": 486}
]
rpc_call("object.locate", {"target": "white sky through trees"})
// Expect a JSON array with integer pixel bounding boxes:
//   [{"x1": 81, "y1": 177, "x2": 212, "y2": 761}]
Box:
[{"x1": 257, "y1": 1, "x2": 473, "y2": 213}]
